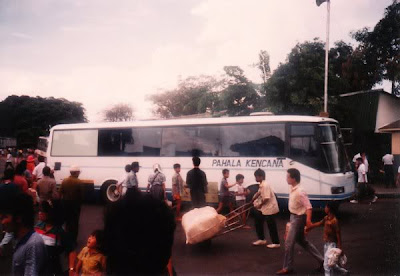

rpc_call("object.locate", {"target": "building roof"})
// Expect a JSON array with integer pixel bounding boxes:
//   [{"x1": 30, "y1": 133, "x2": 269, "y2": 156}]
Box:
[
  {"x1": 338, "y1": 89, "x2": 400, "y2": 132},
  {"x1": 379, "y1": 119, "x2": 400, "y2": 133},
  {"x1": 340, "y1": 89, "x2": 400, "y2": 101}
]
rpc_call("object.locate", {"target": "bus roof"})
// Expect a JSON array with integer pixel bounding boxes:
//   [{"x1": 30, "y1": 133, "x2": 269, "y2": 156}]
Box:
[{"x1": 50, "y1": 115, "x2": 338, "y2": 131}]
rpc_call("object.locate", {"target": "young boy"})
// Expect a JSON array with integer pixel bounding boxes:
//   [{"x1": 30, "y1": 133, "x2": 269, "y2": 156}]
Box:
[
  {"x1": 251, "y1": 169, "x2": 280, "y2": 248},
  {"x1": 75, "y1": 230, "x2": 106, "y2": 276},
  {"x1": 172, "y1": 163, "x2": 184, "y2": 221},
  {"x1": 234, "y1": 174, "x2": 250, "y2": 229},
  {"x1": 216, "y1": 169, "x2": 236, "y2": 214},
  {"x1": 306, "y1": 202, "x2": 349, "y2": 276}
]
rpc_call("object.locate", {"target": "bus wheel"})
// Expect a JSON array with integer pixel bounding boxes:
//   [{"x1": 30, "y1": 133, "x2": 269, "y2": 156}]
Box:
[{"x1": 101, "y1": 180, "x2": 119, "y2": 204}]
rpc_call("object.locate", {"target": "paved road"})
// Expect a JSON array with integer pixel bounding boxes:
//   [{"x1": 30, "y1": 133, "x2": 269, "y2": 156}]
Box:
[{"x1": 74, "y1": 198, "x2": 400, "y2": 275}]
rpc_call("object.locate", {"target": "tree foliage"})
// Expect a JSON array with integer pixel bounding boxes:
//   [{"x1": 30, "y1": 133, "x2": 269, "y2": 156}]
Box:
[
  {"x1": 352, "y1": 1, "x2": 400, "y2": 94},
  {"x1": 149, "y1": 70, "x2": 259, "y2": 118},
  {"x1": 262, "y1": 39, "x2": 351, "y2": 115},
  {"x1": 221, "y1": 66, "x2": 260, "y2": 116},
  {"x1": 0, "y1": 95, "x2": 87, "y2": 147},
  {"x1": 103, "y1": 103, "x2": 134, "y2": 122},
  {"x1": 149, "y1": 75, "x2": 222, "y2": 118}
]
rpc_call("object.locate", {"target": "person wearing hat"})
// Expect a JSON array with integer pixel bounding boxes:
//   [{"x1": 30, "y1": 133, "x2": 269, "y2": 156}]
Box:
[
  {"x1": 60, "y1": 165, "x2": 84, "y2": 244},
  {"x1": 147, "y1": 164, "x2": 167, "y2": 201}
]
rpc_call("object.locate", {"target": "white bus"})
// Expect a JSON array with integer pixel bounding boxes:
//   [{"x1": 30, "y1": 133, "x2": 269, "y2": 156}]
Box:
[{"x1": 46, "y1": 115, "x2": 354, "y2": 206}]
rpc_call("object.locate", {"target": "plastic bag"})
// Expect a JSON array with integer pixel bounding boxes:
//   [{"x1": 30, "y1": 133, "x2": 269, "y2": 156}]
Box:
[
  {"x1": 327, "y1": 247, "x2": 347, "y2": 267},
  {"x1": 182, "y1": 206, "x2": 226, "y2": 244}
]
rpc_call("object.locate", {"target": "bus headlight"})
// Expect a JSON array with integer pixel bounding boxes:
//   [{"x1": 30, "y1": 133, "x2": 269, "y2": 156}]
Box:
[{"x1": 331, "y1": 186, "x2": 345, "y2": 194}]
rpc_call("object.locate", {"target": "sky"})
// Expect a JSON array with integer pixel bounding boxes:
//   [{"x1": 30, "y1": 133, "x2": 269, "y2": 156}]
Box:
[{"x1": 0, "y1": 0, "x2": 394, "y2": 122}]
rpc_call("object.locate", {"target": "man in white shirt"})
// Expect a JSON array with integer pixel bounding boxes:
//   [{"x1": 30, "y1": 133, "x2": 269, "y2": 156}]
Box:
[
  {"x1": 382, "y1": 153, "x2": 395, "y2": 188},
  {"x1": 276, "y1": 168, "x2": 323, "y2": 275},
  {"x1": 32, "y1": 155, "x2": 46, "y2": 181},
  {"x1": 361, "y1": 152, "x2": 369, "y2": 173},
  {"x1": 351, "y1": 158, "x2": 377, "y2": 203}
]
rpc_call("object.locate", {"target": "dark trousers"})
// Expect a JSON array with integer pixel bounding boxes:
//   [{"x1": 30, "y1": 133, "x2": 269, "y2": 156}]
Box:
[
  {"x1": 254, "y1": 209, "x2": 280, "y2": 244},
  {"x1": 384, "y1": 165, "x2": 395, "y2": 188},
  {"x1": 355, "y1": 182, "x2": 376, "y2": 201},
  {"x1": 191, "y1": 191, "x2": 206, "y2": 208},
  {"x1": 63, "y1": 200, "x2": 81, "y2": 243},
  {"x1": 126, "y1": 186, "x2": 141, "y2": 198}
]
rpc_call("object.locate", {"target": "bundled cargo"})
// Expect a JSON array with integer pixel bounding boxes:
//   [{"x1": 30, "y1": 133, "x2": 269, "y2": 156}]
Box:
[{"x1": 182, "y1": 206, "x2": 226, "y2": 244}]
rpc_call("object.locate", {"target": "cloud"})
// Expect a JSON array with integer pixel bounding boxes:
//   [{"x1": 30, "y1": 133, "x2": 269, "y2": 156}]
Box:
[
  {"x1": 10, "y1": 32, "x2": 33, "y2": 40},
  {"x1": 0, "y1": 0, "x2": 394, "y2": 122},
  {"x1": 190, "y1": 0, "x2": 393, "y2": 79}
]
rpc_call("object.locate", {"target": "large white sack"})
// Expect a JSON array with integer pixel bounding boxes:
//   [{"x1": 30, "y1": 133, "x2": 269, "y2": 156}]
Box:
[{"x1": 182, "y1": 206, "x2": 227, "y2": 244}]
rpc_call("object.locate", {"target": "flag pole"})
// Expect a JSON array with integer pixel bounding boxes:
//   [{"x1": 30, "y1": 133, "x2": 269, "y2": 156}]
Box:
[{"x1": 323, "y1": 0, "x2": 330, "y2": 113}]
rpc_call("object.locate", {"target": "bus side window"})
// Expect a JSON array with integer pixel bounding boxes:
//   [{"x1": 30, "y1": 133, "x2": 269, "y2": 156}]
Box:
[
  {"x1": 220, "y1": 123, "x2": 285, "y2": 157},
  {"x1": 51, "y1": 130, "x2": 98, "y2": 157},
  {"x1": 98, "y1": 128, "x2": 161, "y2": 156},
  {"x1": 161, "y1": 126, "x2": 220, "y2": 157}
]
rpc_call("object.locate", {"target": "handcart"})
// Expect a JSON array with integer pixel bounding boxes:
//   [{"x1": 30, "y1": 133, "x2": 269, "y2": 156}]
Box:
[
  {"x1": 182, "y1": 201, "x2": 256, "y2": 245},
  {"x1": 215, "y1": 201, "x2": 254, "y2": 236},
  {"x1": 216, "y1": 183, "x2": 260, "y2": 237}
]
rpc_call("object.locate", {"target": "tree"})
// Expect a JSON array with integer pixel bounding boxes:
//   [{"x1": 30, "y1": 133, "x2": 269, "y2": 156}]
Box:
[
  {"x1": 0, "y1": 95, "x2": 87, "y2": 147},
  {"x1": 352, "y1": 1, "x2": 400, "y2": 95},
  {"x1": 261, "y1": 39, "x2": 358, "y2": 115},
  {"x1": 103, "y1": 103, "x2": 134, "y2": 122},
  {"x1": 149, "y1": 75, "x2": 223, "y2": 118},
  {"x1": 220, "y1": 66, "x2": 260, "y2": 116},
  {"x1": 149, "y1": 68, "x2": 261, "y2": 118},
  {"x1": 262, "y1": 39, "x2": 326, "y2": 115}
]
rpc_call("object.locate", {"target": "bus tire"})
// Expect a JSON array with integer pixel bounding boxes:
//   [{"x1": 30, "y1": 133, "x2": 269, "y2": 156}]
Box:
[{"x1": 101, "y1": 180, "x2": 118, "y2": 204}]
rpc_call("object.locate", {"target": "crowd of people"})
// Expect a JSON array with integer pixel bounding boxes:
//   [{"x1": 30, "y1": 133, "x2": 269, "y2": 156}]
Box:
[
  {"x1": 350, "y1": 151, "x2": 400, "y2": 204},
  {"x1": 0, "y1": 152, "x2": 176, "y2": 275},
  {"x1": 1, "y1": 148, "x2": 398, "y2": 275}
]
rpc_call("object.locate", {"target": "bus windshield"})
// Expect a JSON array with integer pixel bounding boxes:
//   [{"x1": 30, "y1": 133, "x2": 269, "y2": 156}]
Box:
[
  {"x1": 319, "y1": 124, "x2": 349, "y2": 173},
  {"x1": 36, "y1": 136, "x2": 48, "y2": 157}
]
